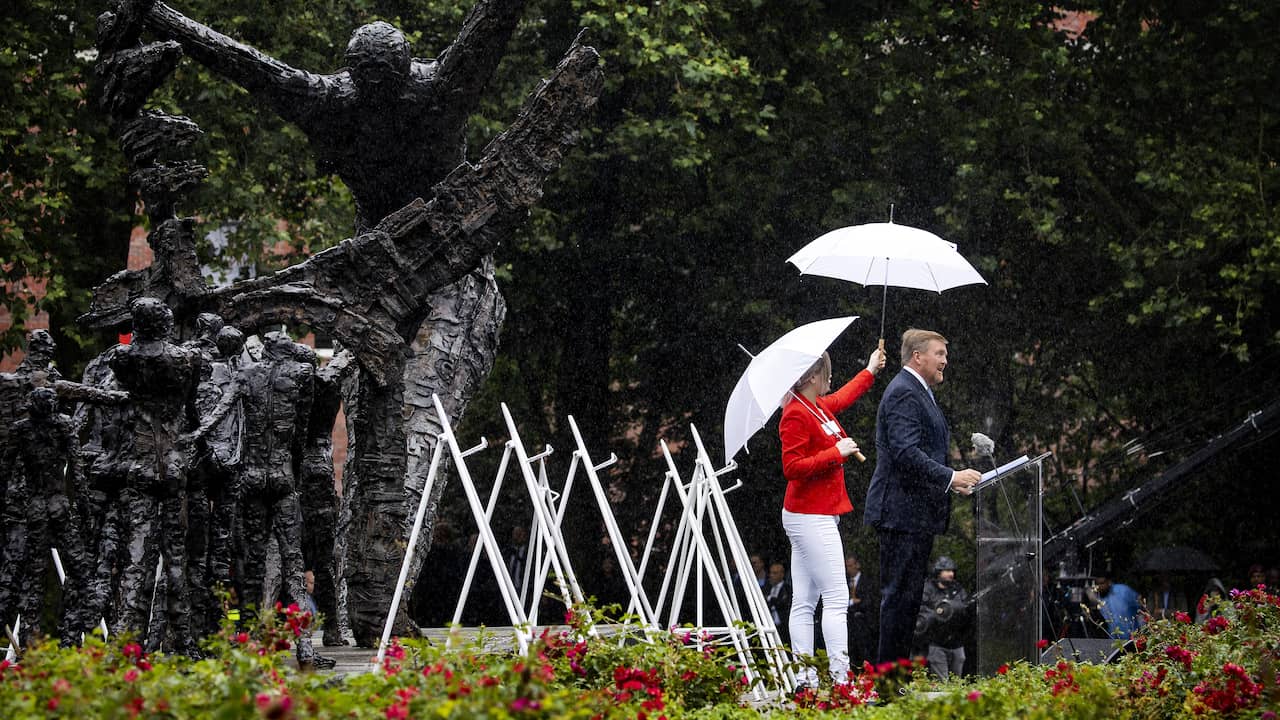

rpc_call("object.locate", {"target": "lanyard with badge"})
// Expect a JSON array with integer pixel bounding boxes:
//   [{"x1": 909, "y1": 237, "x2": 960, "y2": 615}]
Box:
[{"x1": 792, "y1": 392, "x2": 843, "y2": 439}]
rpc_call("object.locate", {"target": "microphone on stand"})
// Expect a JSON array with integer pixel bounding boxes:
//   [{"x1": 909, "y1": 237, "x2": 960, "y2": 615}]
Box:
[
  {"x1": 971, "y1": 432, "x2": 1000, "y2": 477},
  {"x1": 971, "y1": 432, "x2": 995, "y2": 461}
]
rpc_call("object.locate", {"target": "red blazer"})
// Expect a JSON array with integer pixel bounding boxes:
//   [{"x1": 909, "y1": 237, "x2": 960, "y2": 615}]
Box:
[{"x1": 779, "y1": 369, "x2": 876, "y2": 515}]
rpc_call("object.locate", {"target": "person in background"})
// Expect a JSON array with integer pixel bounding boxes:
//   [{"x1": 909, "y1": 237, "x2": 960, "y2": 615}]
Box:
[
  {"x1": 504, "y1": 525, "x2": 530, "y2": 597},
  {"x1": 779, "y1": 344, "x2": 885, "y2": 688},
  {"x1": 733, "y1": 552, "x2": 768, "y2": 614},
  {"x1": 845, "y1": 553, "x2": 877, "y2": 668},
  {"x1": 914, "y1": 556, "x2": 971, "y2": 680},
  {"x1": 1089, "y1": 574, "x2": 1144, "y2": 640},
  {"x1": 1195, "y1": 577, "x2": 1228, "y2": 623},
  {"x1": 764, "y1": 561, "x2": 792, "y2": 646},
  {"x1": 1147, "y1": 572, "x2": 1190, "y2": 622},
  {"x1": 303, "y1": 569, "x2": 320, "y2": 618},
  {"x1": 1247, "y1": 563, "x2": 1267, "y2": 589},
  {"x1": 750, "y1": 554, "x2": 768, "y2": 590}
]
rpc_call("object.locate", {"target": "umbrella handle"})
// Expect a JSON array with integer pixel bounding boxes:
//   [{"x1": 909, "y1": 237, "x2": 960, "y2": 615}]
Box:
[
  {"x1": 847, "y1": 436, "x2": 867, "y2": 463},
  {"x1": 878, "y1": 337, "x2": 885, "y2": 356}
]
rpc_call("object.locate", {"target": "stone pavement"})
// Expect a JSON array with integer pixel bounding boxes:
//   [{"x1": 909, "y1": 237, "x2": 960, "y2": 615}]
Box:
[{"x1": 293, "y1": 625, "x2": 559, "y2": 676}]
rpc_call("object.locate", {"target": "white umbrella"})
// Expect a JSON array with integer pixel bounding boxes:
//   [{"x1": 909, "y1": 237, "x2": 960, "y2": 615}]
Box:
[
  {"x1": 724, "y1": 316, "x2": 858, "y2": 464},
  {"x1": 786, "y1": 221, "x2": 986, "y2": 344}
]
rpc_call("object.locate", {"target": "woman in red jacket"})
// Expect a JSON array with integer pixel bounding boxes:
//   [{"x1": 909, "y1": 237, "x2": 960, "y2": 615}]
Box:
[{"x1": 780, "y1": 346, "x2": 885, "y2": 688}]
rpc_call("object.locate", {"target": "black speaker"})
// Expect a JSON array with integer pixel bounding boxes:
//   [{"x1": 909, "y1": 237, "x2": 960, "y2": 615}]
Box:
[{"x1": 1039, "y1": 638, "x2": 1120, "y2": 664}]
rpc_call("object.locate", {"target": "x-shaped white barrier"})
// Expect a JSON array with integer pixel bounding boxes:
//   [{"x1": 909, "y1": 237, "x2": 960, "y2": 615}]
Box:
[
  {"x1": 378, "y1": 397, "x2": 793, "y2": 696},
  {"x1": 640, "y1": 425, "x2": 794, "y2": 697}
]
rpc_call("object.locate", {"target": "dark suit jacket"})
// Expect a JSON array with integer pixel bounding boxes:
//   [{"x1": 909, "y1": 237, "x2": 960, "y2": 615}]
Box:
[{"x1": 863, "y1": 368, "x2": 954, "y2": 534}]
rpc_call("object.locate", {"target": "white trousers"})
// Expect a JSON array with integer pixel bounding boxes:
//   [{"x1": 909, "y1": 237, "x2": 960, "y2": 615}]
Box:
[{"x1": 782, "y1": 509, "x2": 849, "y2": 681}]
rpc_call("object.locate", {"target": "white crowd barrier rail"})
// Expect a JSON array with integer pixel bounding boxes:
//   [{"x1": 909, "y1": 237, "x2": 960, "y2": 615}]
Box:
[
  {"x1": 636, "y1": 425, "x2": 793, "y2": 699},
  {"x1": 378, "y1": 399, "x2": 792, "y2": 696}
]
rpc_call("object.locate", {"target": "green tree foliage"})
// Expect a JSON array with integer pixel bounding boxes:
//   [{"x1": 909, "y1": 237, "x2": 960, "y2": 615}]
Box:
[
  {"x1": 1083, "y1": 2, "x2": 1280, "y2": 362},
  {"x1": 1, "y1": 1, "x2": 135, "y2": 363},
  {"x1": 4, "y1": 1, "x2": 1278, "y2": 572},
  {"x1": 460, "y1": 0, "x2": 1280, "y2": 568}
]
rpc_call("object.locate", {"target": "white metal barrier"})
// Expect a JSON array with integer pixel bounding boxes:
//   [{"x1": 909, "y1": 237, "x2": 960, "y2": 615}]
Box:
[{"x1": 378, "y1": 398, "x2": 792, "y2": 695}]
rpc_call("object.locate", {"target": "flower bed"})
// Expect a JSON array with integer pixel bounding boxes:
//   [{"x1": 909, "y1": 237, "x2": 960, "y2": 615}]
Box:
[{"x1": 2, "y1": 588, "x2": 1278, "y2": 718}]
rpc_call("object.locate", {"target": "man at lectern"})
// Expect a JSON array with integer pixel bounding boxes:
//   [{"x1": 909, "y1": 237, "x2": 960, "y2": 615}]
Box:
[{"x1": 863, "y1": 329, "x2": 982, "y2": 663}]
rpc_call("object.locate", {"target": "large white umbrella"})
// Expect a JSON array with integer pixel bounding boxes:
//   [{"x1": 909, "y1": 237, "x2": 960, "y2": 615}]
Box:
[
  {"x1": 724, "y1": 316, "x2": 858, "y2": 464},
  {"x1": 786, "y1": 221, "x2": 986, "y2": 344}
]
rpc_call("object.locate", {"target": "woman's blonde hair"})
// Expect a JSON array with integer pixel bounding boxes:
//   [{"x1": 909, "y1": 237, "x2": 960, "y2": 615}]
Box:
[{"x1": 792, "y1": 351, "x2": 832, "y2": 392}]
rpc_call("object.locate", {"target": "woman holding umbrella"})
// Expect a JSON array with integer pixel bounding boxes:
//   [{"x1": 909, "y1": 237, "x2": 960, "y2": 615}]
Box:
[{"x1": 779, "y1": 345, "x2": 885, "y2": 688}]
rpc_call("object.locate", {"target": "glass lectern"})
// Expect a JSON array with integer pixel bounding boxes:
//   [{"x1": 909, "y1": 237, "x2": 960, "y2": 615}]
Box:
[{"x1": 974, "y1": 452, "x2": 1052, "y2": 675}]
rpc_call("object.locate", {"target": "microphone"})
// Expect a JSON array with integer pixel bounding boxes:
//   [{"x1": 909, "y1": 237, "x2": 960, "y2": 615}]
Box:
[
  {"x1": 971, "y1": 433, "x2": 999, "y2": 486},
  {"x1": 970, "y1": 432, "x2": 995, "y2": 460}
]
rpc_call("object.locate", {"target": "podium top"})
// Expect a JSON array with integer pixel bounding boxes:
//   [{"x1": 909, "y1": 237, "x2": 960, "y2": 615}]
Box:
[{"x1": 975, "y1": 452, "x2": 1052, "y2": 491}]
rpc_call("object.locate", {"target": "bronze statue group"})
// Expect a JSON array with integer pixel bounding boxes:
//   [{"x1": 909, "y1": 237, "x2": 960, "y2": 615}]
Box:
[
  {"x1": 0, "y1": 313, "x2": 351, "y2": 668},
  {"x1": 0, "y1": 0, "x2": 601, "y2": 661}
]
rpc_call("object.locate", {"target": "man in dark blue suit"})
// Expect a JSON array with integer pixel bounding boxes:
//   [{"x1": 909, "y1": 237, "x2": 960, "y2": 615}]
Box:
[{"x1": 863, "y1": 329, "x2": 981, "y2": 663}]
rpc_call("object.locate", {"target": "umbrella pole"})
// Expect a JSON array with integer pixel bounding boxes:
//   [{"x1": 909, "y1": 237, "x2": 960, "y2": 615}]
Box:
[{"x1": 878, "y1": 261, "x2": 889, "y2": 354}]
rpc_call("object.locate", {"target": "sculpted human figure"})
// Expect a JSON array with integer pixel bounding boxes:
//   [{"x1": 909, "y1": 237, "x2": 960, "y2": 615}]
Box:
[
  {"x1": 9, "y1": 329, "x2": 132, "y2": 407},
  {"x1": 1, "y1": 333, "x2": 65, "y2": 512},
  {"x1": 204, "y1": 326, "x2": 247, "y2": 588},
  {"x1": 0, "y1": 334, "x2": 51, "y2": 540},
  {"x1": 73, "y1": 343, "x2": 132, "y2": 636},
  {"x1": 144, "y1": 0, "x2": 526, "y2": 232},
  {"x1": 108, "y1": 297, "x2": 202, "y2": 653},
  {"x1": 0, "y1": 387, "x2": 89, "y2": 646},
  {"x1": 208, "y1": 331, "x2": 331, "y2": 667},
  {"x1": 183, "y1": 314, "x2": 243, "y2": 634},
  {"x1": 296, "y1": 345, "x2": 354, "y2": 646},
  {"x1": 7, "y1": 329, "x2": 62, "y2": 387},
  {"x1": 3, "y1": 331, "x2": 127, "y2": 548},
  {"x1": 185, "y1": 312, "x2": 224, "y2": 365}
]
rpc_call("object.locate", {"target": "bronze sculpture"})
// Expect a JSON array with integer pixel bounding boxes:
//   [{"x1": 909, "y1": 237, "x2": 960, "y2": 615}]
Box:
[
  {"x1": 69, "y1": 0, "x2": 601, "y2": 647},
  {"x1": 107, "y1": 297, "x2": 202, "y2": 653},
  {"x1": 0, "y1": 387, "x2": 89, "y2": 646}
]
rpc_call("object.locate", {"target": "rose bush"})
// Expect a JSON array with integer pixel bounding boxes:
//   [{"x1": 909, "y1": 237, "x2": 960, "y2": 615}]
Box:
[
  {"x1": 2, "y1": 590, "x2": 1278, "y2": 718},
  {"x1": 1115, "y1": 585, "x2": 1280, "y2": 718}
]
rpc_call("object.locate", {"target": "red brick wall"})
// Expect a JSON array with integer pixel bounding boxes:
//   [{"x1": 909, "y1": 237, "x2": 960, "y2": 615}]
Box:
[
  {"x1": 126, "y1": 224, "x2": 153, "y2": 270},
  {"x1": 0, "y1": 277, "x2": 50, "y2": 372}
]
